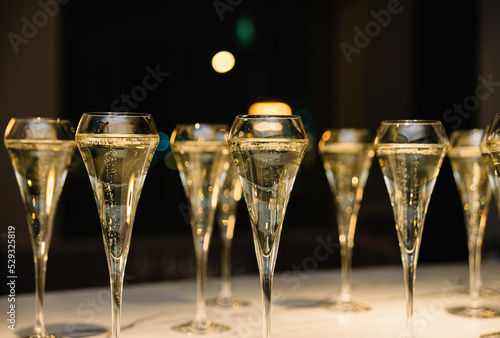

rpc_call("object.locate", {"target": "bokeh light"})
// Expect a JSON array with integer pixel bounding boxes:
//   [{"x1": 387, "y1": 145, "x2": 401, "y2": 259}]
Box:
[
  {"x1": 212, "y1": 51, "x2": 235, "y2": 73},
  {"x1": 236, "y1": 16, "x2": 255, "y2": 47},
  {"x1": 248, "y1": 102, "x2": 292, "y2": 115},
  {"x1": 155, "y1": 132, "x2": 172, "y2": 160}
]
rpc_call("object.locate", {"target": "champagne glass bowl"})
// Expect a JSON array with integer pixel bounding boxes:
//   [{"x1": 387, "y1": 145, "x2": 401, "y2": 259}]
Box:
[
  {"x1": 4, "y1": 117, "x2": 75, "y2": 338},
  {"x1": 374, "y1": 120, "x2": 448, "y2": 338},
  {"x1": 76, "y1": 112, "x2": 159, "y2": 338},
  {"x1": 228, "y1": 115, "x2": 308, "y2": 338}
]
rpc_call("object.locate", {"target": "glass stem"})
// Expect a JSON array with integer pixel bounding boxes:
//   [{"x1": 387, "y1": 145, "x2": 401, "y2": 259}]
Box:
[
  {"x1": 339, "y1": 237, "x2": 353, "y2": 304},
  {"x1": 194, "y1": 239, "x2": 209, "y2": 327},
  {"x1": 109, "y1": 258, "x2": 125, "y2": 338},
  {"x1": 402, "y1": 253, "x2": 416, "y2": 338},
  {"x1": 468, "y1": 234, "x2": 481, "y2": 310},
  {"x1": 219, "y1": 235, "x2": 233, "y2": 299},
  {"x1": 32, "y1": 245, "x2": 49, "y2": 337},
  {"x1": 259, "y1": 257, "x2": 273, "y2": 338}
]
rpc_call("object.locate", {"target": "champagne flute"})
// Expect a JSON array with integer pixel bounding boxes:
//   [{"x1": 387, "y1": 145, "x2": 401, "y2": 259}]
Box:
[
  {"x1": 318, "y1": 128, "x2": 374, "y2": 312},
  {"x1": 228, "y1": 115, "x2": 308, "y2": 338},
  {"x1": 207, "y1": 158, "x2": 250, "y2": 308},
  {"x1": 447, "y1": 129, "x2": 499, "y2": 318},
  {"x1": 76, "y1": 112, "x2": 159, "y2": 338},
  {"x1": 4, "y1": 117, "x2": 75, "y2": 338},
  {"x1": 374, "y1": 120, "x2": 447, "y2": 338},
  {"x1": 170, "y1": 123, "x2": 230, "y2": 334}
]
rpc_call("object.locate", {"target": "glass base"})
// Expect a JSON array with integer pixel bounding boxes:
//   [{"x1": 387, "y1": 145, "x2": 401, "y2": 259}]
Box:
[
  {"x1": 454, "y1": 286, "x2": 500, "y2": 298},
  {"x1": 321, "y1": 300, "x2": 371, "y2": 312},
  {"x1": 481, "y1": 288, "x2": 500, "y2": 298},
  {"x1": 22, "y1": 335, "x2": 63, "y2": 338},
  {"x1": 447, "y1": 306, "x2": 500, "y2": 318},
  {"x1": 172, "y1": 320, "x2": 230, "y2": 335},
  {"x1": 206, "y1": 295, "x2": 250, "y2": 309}
]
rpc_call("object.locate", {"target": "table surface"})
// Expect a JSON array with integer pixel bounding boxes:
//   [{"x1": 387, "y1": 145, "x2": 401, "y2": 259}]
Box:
[{"x1": 3, "y1": 262, "x2": 500, "y2": 338}]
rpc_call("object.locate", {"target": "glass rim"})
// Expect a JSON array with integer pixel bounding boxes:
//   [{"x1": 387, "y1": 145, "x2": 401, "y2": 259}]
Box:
[
  {"x1": 380, "y1": 119, "x2": 443, "y2": 125},
  {"x1": 82, "y1": 112, "x2": 152, "y2": 117},
  {"x1": 8, "y1": 117, "x2": 72, "y2": 123}
]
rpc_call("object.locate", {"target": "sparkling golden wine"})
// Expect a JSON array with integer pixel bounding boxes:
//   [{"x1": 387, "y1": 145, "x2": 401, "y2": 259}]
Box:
[
  {"x1": 377, "y1": 144, "x2": 447, "y2": 253},
  {"x1": 76, "y1": 134, "x2": 158, "y2": 259},
  {"x1": 172, "y1": 140, "x2": 228, "y2": 236},
  {"x1": 320, "y1": 143, "x2": 373, "y2": 240},
  {"x1": 5, "y1": 139, "x2": 75, "y2": 244},
  {"x1": 229, "y1": 139, "x2": 308, "y2": 258},
  {"x1": 449, "y1": 146, "x2": 491, "y2": 236}
]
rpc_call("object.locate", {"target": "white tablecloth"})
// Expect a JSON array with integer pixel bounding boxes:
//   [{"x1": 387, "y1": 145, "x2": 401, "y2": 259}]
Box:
[{"x1": 3, "y1": 263, "x2": 500, "y2": 337}]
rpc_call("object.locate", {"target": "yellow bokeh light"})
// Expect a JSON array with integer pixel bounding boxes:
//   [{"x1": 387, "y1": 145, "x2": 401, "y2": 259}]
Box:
[
  {"x1": 248, "y1": 102, "x2": 292, "y2": 115},
  {"x1": 212, "y1": 51, "x2": 235, "y2": 73},
  {"x1": 321, "y1": 130, "x2": 331, "y2": 141},
  {"x1": 254, "y1": 122, "x2": 283, "y2": 132}
]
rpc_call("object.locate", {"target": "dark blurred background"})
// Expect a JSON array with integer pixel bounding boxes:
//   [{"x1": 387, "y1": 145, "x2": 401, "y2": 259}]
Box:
[{"x1": 1, "y1": 0, "x2": 500, "y2": 293}]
